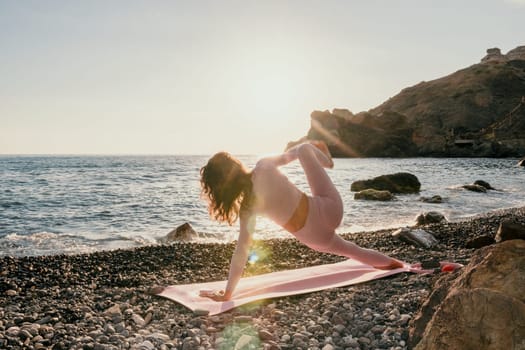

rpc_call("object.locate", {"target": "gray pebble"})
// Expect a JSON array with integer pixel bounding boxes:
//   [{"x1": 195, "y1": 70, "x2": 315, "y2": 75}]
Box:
[
  {"x1": 131, "y1": 314, "x2": 146, "y2": 327},
  {"x1": 6, "y1": 326, "x2": 20, "y2": 337},
  {"x1": 136, "y1": 340, "x2": 155, "y2": 350}
]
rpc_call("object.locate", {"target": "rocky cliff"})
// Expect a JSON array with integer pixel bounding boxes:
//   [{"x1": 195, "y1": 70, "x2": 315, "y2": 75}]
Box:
[{"x1": 290, "y1": 46, "x2": 525, "y2": 157}]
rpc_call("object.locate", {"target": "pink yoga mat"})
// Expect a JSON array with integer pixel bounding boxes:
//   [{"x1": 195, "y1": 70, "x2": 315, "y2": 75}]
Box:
[{"x1": 154, "y1": 259, "x2": 418, "y2": 315}]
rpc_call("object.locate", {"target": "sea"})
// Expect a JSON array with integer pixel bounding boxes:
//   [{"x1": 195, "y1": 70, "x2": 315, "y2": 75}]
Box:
[{"x1": 1, "y1": 155, "x2": 524, "y2": 257}]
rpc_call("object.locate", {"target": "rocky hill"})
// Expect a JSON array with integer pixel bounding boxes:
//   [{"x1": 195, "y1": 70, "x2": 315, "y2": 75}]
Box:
[{"x1": 290, "y1": 46, "x2": 525, "y2": 157}]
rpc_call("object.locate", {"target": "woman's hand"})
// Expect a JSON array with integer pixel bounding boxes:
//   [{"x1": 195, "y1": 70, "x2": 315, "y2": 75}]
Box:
[
  {"x1": 374, "y1": 259, "x2": 405, "y2": 270},
  {"x1": 199, "y1": 289, "x2": 231, "y2": 301}
]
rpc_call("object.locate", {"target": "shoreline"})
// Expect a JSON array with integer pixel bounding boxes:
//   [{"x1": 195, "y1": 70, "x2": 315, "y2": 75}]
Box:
[
  {"x1": 1, "y1": 206, "x2": 524, "y2": 349},
  {"x1": 4, "y1": 203, "x2": 525, "y2": 259}
]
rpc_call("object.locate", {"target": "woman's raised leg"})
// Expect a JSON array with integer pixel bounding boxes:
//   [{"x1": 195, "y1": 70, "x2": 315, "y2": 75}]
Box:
[
  {"x1": 297, "y1": 143, "x2": 338, "y2": 198},
  {"x1": 296, "y1": 143, "x2": 402, "y2": 269},
  {"x1": 297, "y1": 143, "x2": 343, "y2": 228}
]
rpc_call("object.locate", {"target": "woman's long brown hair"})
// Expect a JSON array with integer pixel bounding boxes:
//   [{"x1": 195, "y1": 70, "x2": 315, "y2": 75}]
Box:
[{"x1": 200, "y1": 152, "x2": 252, "y2": 225}]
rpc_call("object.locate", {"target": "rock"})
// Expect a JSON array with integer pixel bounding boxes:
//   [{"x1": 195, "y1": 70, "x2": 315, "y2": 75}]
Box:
[
  {"x1": 162, "y1": 223, "x2": 197, "y2": 242},
  {"x1": 354, "y1": 189, "x2": 394, "y2": 201},
  {"x1": 410, "y1": 273, "x2": 459, "y2": 347},
  {"x1": 290, "y1": 45, "x2": 525, "y2": 158},
  {"x1": 233, "y1": 315, "x2": 252, "y2": 323},
  {"x1": 5, "y1": 289, "x2": 17, "y2": 296},
  {"x1": 258, "y1": 330, "x2": 274, "y2": 341},
  {"x1": 350, "y1": 172, "x2": 421, "y2": 193},
  {"x1": 398, "y1": 314, "x2": 411, "y2": 326},
  {"x1": 234, "y1": 334, "x2": 256, "y2": 350},
  {"x1": 465, "y1": 234, "x2": 495, "y2": 249},
  {"x1": 506, "y1": 45, "x2": 525, "y2": 61},
  {"x1": 6, "y1": 326, "x2": 20, "y2": 337},
  {"x1": 473, "y1": 180, "x2": 495, "y2": 190},
  {"x1": 131, "y1": 313, "x2": 145, "y2": 327},
  {"x1": 332, "y1": 108, "x2": 354, "y2": 120},
  {"x1": 103, "y1": 304, "x2": 121, "y2": 317},
  {"x1": 518, "y1": 158, "x2": 525, "y2": 166},
  {"x1": 415, "y1": 211, "x2": 446, "y2": 226},
  {"x1": 143, "y1": 312, "x2": 152, "y2": 325},
  {"x1": 411, "y1": 240, "x2": 525, "y2": 349},
  {"x1": 392, "y1": 228, "x2": 438, "y2": 248},
  {"x1": 136, "y1": 340, "x2": 155, "y2": 350},
  {"x1": 419, "y1": 195, "x2": 443, "y2": 203},
  {"x1": 481, "y1": 47, "x2": 506, "y2": 63},
  {"x1": 462, "y1": 184, "x2": 487, "y2": 192},
  {"x1": 495, "y1": 220, "x2": 525, "y2": 242},
  {"x1": 104, "y1": 324, "x2": 115, "y2": 335},
  {"x1": 414, "y1": 289, "x2": 525, "y2": 350},
  {"x1": 146, "y1": 333, "x2": 170, "y2": 343}
]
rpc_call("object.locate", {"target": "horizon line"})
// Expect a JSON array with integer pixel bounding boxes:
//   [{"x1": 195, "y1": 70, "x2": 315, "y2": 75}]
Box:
[{"x1": 0, "y1": 153, "x2": 260, "y2": 157}]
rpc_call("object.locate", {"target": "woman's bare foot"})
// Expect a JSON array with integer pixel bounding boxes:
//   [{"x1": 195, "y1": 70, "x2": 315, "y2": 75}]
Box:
[{"x1": 310, "y1": 140, "x2": 334, "y2": 168}]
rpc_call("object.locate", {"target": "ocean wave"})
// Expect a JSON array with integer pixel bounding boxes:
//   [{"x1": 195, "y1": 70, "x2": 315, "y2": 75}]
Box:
[
  {"x1": 1, "y1": 201, "x2": 24, "y2": 208},
  {"x1": 0, "y1": 232, "x2": 91, "y2": 257},
  {"x1": 0, "y1": 231, "x2": 158, "y2": 257},
  {"x1": 4, "y1": 231, "x2": 58, "y2": 241}
]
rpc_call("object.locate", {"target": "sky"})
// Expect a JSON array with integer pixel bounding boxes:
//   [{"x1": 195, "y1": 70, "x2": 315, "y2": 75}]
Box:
[{"x1": 1, "y1": 0, "x2": 524, "y2": 155}]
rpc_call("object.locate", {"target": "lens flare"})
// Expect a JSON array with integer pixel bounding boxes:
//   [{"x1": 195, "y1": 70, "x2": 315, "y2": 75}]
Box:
[
  {"x1": 216, "y1": 322, "x2": 261, "y2": 350},
  {"x1": 248, "y1": 251, "x2": 259, "y2": 264},
  {"x1": 311, "y1": 119, "x2": 361, "y2": 157},
  {"x1": 247, "y1": 243, "x2": 270, "y2": 265}
]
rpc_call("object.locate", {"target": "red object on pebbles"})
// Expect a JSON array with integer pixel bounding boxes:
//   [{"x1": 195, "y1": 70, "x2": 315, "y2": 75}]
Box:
[{"x1": 441, "y1": 264, "x2": 455, "y2": 272}]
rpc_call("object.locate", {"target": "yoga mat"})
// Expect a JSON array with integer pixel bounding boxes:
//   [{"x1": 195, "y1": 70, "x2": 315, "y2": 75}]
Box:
[{"x1": 153, "y1": 259, "x2": 422, "y2": 315}]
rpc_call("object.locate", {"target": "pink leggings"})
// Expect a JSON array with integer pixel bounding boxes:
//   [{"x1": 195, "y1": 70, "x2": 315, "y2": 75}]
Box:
[{"x1": 292, "y1": 144, "x2": 393, "y2": 266}]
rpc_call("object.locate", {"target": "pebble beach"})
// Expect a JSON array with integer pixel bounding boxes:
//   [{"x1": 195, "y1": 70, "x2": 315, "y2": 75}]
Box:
[{"x1": 1, "y1": 206, "x2": 525, "y2": 350}]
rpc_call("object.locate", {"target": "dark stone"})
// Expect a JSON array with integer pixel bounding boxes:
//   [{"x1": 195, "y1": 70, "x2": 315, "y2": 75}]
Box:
[
  {"x1": 495, "y1": 220, "x2": 525, "y2": 242},
  {"x1": 392, "y1": 228, "x2": 438, "y2": 248},
  {"x1": 465, "y1": 235, "x2": 495, "y2": 249},
  {"x1": 462, "y1": 184, "x2": 487, "y2": 193},
  {"x1": 419, "y1": 195, "x2": 443, "y2": 203},
  {"x1": 415, "y1": 211, "x2": 446, "y2": 226},
  {"x1": 350, "y1": 172, "x2": 421, "y2": 193},
  {"x1": 162, "y1": 222, "x2": 197, "y2": 242},
  {"x1": 473, "y1": 180, "x2": 495, "y2": 190},
  {"x1": 354, "y1": 189, "x2": 394, "y2": 201}
]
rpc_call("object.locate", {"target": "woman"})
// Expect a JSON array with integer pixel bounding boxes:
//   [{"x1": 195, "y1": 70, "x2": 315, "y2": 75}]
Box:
[{"x1": 199, "y1": 141, "x2": 403, "y2": 301}]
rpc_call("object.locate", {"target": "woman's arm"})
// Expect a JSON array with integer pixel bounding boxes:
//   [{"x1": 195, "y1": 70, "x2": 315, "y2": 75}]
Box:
[{"x1": 203, "y1": 209, "x2": 255, "y2": 301}]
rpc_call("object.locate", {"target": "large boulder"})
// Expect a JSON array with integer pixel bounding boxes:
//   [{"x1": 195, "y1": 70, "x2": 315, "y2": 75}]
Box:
[
  {"x1": 411, "y1": 240, "x2": 525, "y2": 349},
  {"x1": 415, "y1": 289, "x2": 525, "y2": 350},
  {"x1": 473, "y1": 179, "x2": 495, "y2": 190},
  {"x1": 415, "y1": 211, "x2": 447, "y2": 226},
  {"x1": 350, "y1": 172, "x2": 421, "y2": 193},
  {"x1": 353, "y1": 189, "x2": 394, "y2": 201},
  {"x1": 161, "y1": 223, "x2": 197, "y2": 242}
]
